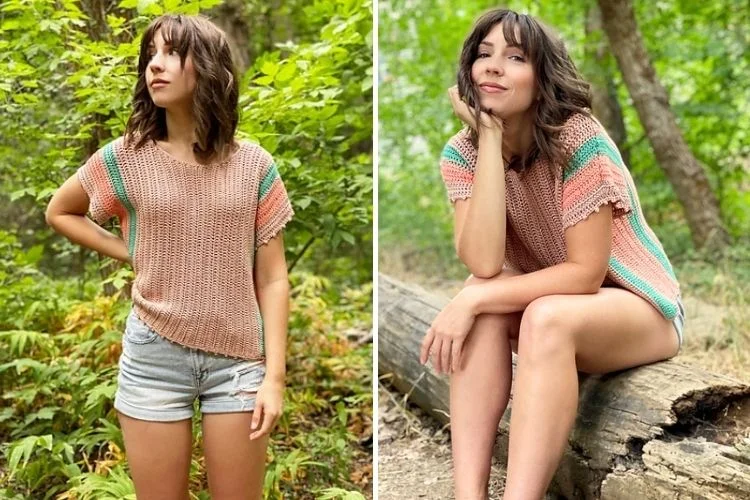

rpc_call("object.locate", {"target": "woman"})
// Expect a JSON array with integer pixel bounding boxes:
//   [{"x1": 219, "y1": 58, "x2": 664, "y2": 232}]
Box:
[
  {"x1": 45, "y1": 14, "x2": 293, "y2": 499},
  {"x1": 419, "y1": 8, "x2": 685, "y2": 500}
]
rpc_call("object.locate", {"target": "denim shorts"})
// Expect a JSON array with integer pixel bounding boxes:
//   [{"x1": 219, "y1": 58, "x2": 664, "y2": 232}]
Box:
[
  {"x1": 114, "y1": 307, "x2": 266, "y2": 422},
  {"x1": 672, "y1": 295, "x2": 686, "y2": 352}
]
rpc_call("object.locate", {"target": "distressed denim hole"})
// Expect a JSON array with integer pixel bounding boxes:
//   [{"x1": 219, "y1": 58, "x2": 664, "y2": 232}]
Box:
[{"x1": 228, "y1": 363, "x2": 263, "y2": 410}]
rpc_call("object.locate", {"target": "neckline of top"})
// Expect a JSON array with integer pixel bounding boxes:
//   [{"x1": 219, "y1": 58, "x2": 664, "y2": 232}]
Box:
[{"x1": 149, "y1": 139, "x2": 245, "y2": 168}]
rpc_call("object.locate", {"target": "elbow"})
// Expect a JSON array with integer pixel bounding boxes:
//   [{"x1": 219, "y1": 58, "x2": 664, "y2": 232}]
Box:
[
  {"x1": 582, "y1": 269, "x2": 607, "y2": 294},
  {"x1": 456, "y1": 246, "x2": 504, "y2": 279},
  {"x1": 44, "y1": 206, "x2": 56, "y2": 229},
  {"x1": 470, "y1": 266, "x2": 503, "y2": 279}
]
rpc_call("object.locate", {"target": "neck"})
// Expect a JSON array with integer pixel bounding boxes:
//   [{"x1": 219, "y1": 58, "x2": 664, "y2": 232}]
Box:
[
  {"x1": 164, "y1": 106, "x2": 197, "y2": 148},
  {"x1": 502, "y1": 111, "x2": 535, "y2": 162}
]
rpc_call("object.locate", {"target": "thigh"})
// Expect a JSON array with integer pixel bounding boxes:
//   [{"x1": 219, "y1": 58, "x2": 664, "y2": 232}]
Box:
[
  {"x1": 115, "y1": 308, "x2": 197, "y2": 421},
  {"x1": 199, "y1": 356, "x2": 266, "y2": 414},
  {"x1": 117, "y1": 412, "x2": 192, "y2": 500},
  {"x1": 202, "y1": 412, "x2": 269, "y2": 500},
  {"x1": 526, "y1": 287, "x2": 680, "y2": 374}
]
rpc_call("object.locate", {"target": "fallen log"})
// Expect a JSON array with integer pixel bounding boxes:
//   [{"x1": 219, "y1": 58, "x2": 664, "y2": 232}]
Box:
[{"x1": 378, "y1": 274, "x2": 750, "y2": 500}]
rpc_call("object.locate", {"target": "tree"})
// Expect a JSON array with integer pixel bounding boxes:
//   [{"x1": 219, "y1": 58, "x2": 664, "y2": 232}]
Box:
[{"x1": 597, "y1": 0, "x2": 730, "y2": 252}]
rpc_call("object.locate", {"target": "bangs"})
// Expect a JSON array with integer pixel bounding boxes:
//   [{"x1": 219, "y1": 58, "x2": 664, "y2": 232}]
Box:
[
  {"x1": 499, "y1": 13, "x2": 532, "y2": 57},
  {"x1": 139, "y1": 16, "x2": 193, "y2": 69}
]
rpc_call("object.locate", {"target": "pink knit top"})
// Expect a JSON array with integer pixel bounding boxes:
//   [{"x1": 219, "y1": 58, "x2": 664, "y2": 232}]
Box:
[
  {"x1": 77, "y1": 136, "x2": 294, "y2": 359},
  {"x1": 440, "y1": 112, "x2": 681, "y2": 319}
]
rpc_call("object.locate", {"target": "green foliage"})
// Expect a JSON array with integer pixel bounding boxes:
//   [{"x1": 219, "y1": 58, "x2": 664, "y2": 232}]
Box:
[
  {"x1": 240, "y1": 0, "x2": 373, "y2": 282},
  {"x1": 0, "y1": 270, "x2": 372, "y2": 497},
  {"x1": 0, "y1": 0, "x2": 372, "y2": 496}
]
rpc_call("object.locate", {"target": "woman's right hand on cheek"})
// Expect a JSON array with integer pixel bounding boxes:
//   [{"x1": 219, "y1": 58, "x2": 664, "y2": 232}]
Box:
[{"x1": 448, "y1": 86, "x2": 504, "y2": 135}]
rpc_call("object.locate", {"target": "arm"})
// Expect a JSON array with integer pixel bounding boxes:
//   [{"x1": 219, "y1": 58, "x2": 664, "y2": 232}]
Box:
[
  {"x1": 463, "y1": 204, "x2": 612, "y2": 315},
  {"x1": 250, "y1": 233, "x2": 289, "y2": 440},
  {"x1": 45, "y1": 173, "x2": 130, "y2": 263},
  {"x1": 254, "y1": 234, "x2": 290, "y2": 384},
  {"x1": 453, "y1": 129, "x2": 507, "y2": 278},
  {"x1": 446, "y1": 87, "x2": 507, "y2": 278}
]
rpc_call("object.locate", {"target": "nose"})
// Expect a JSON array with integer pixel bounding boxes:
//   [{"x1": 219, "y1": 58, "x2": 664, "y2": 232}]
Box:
[
  {"x1": 485, "y1": 57, "x2": 505, "y2": 76},
  {"x1": 148, "y1": 53, "x2": 165, "y2": 73}
]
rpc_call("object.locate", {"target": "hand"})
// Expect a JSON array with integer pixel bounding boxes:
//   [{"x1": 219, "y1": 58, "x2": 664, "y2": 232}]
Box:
[
  {"x1": 448, "y1": 86, "x2": 504, "y2": 135},
  {"x1": 420, "y1": 289, "x2": 479, "y2": 374},
  {"x1": 249, "y1": 378, "x2": 284, "y2": 440}
]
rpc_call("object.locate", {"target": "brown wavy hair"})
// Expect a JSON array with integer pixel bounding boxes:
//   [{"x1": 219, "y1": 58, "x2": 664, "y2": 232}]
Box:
[
  {"x1": 124, "y1": 14, "x2": 239, "y2": 163},
  {"x1": 457, "y1": 9, "x2": 592, "y2": 173}
]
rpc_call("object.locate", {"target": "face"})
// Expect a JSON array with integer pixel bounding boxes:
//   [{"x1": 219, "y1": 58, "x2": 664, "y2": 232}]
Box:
[
  {"x1": 470, "y1": 22, "x2": 537, "y2": 119},
  {"x1": 145, "y1": 28, "x2": 197, "y2": 110}
]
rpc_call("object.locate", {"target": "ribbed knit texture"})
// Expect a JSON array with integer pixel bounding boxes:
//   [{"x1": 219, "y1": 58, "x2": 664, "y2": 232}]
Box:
[
  {"x1": 77, "y1": 136, "x2": 294, "y2": 359},
  {"x1": 439, "y1": 112, "x2": 680, "y2": 319}
]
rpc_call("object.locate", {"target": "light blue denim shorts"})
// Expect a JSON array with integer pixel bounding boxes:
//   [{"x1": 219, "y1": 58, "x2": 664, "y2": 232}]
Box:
[
  {"x1": 114, "y1": 308, "x2": 266, "y2": 422},
  {"x1": 672, "y1": 295, "x2": 686, "y2": 352}
]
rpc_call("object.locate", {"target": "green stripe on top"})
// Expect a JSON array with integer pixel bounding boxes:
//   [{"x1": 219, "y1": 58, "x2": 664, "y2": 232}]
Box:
[
  {"x1": 564, "y1": 134, "x2": 677, "y2": 281},
  {"x1": 441, "y1": 144, "x2": 468, "y2": 168},
  {"x1": 564, "y1": 135, "x2": 623, "y2": 182},
  {"x1": 610, "y1": 256, "x2": 678, "y2": 319},
  {"x1": 259, "y1": 162, "x2": 280, "y2": 199},
  {"x1": 102, "y1": 143, "x2": 137, "y2": 257}
]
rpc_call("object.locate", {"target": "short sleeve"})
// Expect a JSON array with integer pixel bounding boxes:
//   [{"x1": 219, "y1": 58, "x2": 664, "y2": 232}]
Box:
[
  {"x1": 255, "y1": 159, "x2": 294, "y2": 249},
  {"x1": 439, "y1": 128, "x2": 477, "y2": 203},
  {"x1": 76, "y1": 144, "x2": 120, "y2": 225},
  {"x1": 561, "y1": 121, "x2": 632, "y2": 229}
]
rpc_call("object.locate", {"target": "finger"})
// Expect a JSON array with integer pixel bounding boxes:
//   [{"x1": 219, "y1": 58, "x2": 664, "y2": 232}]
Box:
[
  {"x1": 440, "y1": 338, "x2": 452, "y2": 375},
  {"x1": 250, "y1": 411, "x2": 276, "y2": 440},
  {"x1": 448, "y1": 87, "x2": 467, "y2": 111},
  {"x1": 451, "y1": 337, "x2": 465, "y2": 373},
  {"x1": 250, "y1": 402, "x2": 263, "y2": 434},
  {"x1": 431, "y1": 337, "x2": 444, "y2": 373},
  {"x1": 420, "y1": 329, "x2": 435, "y2": 365}
]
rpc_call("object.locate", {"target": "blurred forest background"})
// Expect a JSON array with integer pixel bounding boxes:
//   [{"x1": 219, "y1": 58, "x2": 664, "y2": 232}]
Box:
[
  {"x1": 379, "y1": 0, "x2": 749, "y2": 380},
  {"x1": 1, "y1": 0, "x2": 372, "y2": 498}
]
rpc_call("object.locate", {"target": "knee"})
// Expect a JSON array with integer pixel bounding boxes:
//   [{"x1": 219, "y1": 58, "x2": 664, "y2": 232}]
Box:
[
  {"x1": 472, "y1": 312, "x2": 510, "y2": 332},
  {"x1": 517, "y1": 296, "x2": 573, "y2": 360}
]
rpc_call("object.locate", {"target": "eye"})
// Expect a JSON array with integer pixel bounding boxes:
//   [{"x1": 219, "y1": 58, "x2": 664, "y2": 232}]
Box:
[
  {"x1": 509, "y1": 55, "x2": 526, "y2": 62},
  {"x1": 477, "y1": 52, "x2": 490, "y2": 59}
]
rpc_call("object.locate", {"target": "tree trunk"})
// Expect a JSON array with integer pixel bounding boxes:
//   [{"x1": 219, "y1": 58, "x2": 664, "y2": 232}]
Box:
[
  {"x1": 584, "y1": 5, "x2": 630, "y2": 167},
  {"x1": 596, "y1": 0, "x2": 729, "y2": 252},
  {"x1": 378, "y1": 274, "x2": 750, "y2": 499}
]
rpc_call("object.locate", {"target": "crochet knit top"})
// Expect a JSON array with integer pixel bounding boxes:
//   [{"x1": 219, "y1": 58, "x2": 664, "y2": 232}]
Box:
[
  {"x1": 77, "y1": 135, "x2": 294, "y2": 359},
  {"x1": 439, "y1": 112, "x2": 681, "y2": 319}
]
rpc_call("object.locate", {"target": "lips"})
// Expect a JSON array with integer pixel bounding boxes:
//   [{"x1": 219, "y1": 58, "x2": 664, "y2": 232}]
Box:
[
  {"x1": 150, "y1": 79, "x2": 169, "y2": 88},
  {"x1": 479, "y1": 82, "x2": 508, "y2": 93}
]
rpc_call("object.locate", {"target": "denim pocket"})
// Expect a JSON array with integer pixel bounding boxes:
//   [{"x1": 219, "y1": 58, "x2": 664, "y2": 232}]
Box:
[{"x1": 124, "y1": 312, "x2": 159, "y2": 345}]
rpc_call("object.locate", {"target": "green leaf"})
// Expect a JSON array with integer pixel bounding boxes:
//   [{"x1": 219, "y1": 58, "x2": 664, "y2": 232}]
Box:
[
  {"x1": 260, "y1": 61, "x2": 279, "y2": 77},
  {"x1": 275, "y1": 62, "x2": 296, "y2": 83}
]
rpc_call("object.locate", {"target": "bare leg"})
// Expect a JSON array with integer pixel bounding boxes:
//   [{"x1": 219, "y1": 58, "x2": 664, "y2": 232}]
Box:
[
  {"x1": 117, "y1": 412, "x2": 192, "y2": 500},
  {"x1": 451, "y1": 313, "x2": 521, "y2": 499},
  {"x1": 202, "y1": 412, "x2": 269, "y2": 500},
  {"x1": 451, "y1": 270, "x2": 523, "y2": 499},
  {"x1": 502, "y1": 289, "x2": 680, "y2": 499}
]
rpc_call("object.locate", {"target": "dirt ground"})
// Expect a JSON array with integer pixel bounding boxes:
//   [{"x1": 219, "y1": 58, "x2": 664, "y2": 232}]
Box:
[
  {"x1": 377, "y1": 382, "x2": 510, "y2": 500},
  {"x1": 376, "y1": 272, "x2": 747, "y2": 499}
]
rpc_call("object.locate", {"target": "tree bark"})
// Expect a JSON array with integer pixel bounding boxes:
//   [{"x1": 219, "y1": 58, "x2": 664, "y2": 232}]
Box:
[
  {"x1": 596, "y1": 0, "x2": 729, "y2": 252},
  {"x1": 379, "y1": 274, "x2": 750, "y2": 499}
]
